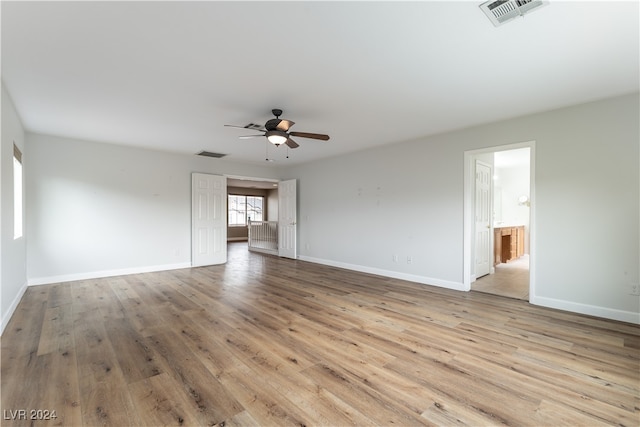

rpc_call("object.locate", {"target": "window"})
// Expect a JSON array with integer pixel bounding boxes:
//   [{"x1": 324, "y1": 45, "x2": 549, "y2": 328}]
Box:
[
  {"x1": 228, "y1": 195, "x2": 264, "y2": 226},
  {"x1": 13, "y1": 144, "x2": 23, "y2": 239}
]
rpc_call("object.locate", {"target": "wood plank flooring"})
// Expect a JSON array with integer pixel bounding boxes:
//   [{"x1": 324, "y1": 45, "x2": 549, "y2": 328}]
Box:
[{"x1": 1, "y1": 242, "x2": 638, "y2": 426}]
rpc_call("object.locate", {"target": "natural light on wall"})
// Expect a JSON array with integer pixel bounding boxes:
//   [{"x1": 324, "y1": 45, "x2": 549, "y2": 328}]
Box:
[{"x1": 14, "y1": 144, "x2": 23, "y2": 239}]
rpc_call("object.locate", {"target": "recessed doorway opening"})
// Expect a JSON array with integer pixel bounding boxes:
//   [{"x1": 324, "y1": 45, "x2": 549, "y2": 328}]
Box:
[{"x1": 463, "y1": 142, "x2": 535, "y2": 301}]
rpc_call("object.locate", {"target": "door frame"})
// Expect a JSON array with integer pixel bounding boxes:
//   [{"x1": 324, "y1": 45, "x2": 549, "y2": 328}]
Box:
[
  {"x1": 463, "y1": 141, "x2": 536, "y2": 301},
  {"x1": 225, "y1": 174, "x2": 280, "y2": 186}
]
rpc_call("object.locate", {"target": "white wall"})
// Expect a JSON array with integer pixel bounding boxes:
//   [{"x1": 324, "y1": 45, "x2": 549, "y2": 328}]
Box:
[
  {"x1": 494, "y1": 167, "x2": 530, "y2": 225},
  {"x1": 10, "y1": 93, "x2": 640, "y2": 326},
  {"x1": 26, "y1": 133, "x2": 280, "y2": 284},
  {"x1": 284, "y1": 93, "x2": 639, "y2": 323},
  {"x1": 267, "y1": 189, "x2": 279, "y2": 222},
  {"x1": 494, "y1": 155, "x2": 530, "y2": 252},
  {"x1": 1, "y1": 83, "x2": 27, "y2": 333},
  {"x1": 290, "y1": 136, "x2": 465, "y2": 289}
]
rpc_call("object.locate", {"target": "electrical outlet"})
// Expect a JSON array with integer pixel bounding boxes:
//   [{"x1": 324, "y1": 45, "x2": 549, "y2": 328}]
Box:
[
  {"x1": 392, "y1": 254, "x2": 398, "y2": 263},
  {"x1": 407, "y1": 256, "x2": 412, "y2": 264},
  {"x1": 630, "y1": 283, "x2": 640, "y2": 296}
]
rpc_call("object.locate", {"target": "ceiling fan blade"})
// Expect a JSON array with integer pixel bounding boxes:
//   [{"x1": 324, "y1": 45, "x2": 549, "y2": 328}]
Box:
[
  {"x1": 238, "y1": 135, "x2": 264, "y2": 139},
  {"x1": 225, "y1": 124, "x2": 266, "y2": 131},
  {"x1": 276, "y1": 119, "x2": 294, "y2": 131},
  {"x1": 224, "y1": 124, "x2": 248, "y2": 129},
  {"x1": 285, "y1": 138, "x2": 300, "y2": 149},
  {"x1": 289, "y1": 131, "x2": 330, "y2": 141}
]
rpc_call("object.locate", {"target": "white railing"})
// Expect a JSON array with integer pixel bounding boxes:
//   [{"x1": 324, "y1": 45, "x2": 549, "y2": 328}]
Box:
[{"x1": 248, "y1": 220, "x2": 278, "y2": 255}]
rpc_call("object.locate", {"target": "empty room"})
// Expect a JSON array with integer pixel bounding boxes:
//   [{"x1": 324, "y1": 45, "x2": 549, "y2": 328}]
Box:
[{"x1": 1, "y1": 1, "x2": 638, "y2": 426}]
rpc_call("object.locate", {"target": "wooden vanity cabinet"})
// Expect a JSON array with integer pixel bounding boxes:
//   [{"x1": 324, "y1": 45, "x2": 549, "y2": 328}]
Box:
[{"x1": 494, "y1": 225, "x2": 525, "y2": 266}]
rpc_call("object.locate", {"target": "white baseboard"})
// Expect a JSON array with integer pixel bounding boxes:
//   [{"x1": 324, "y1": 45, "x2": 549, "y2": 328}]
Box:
[
  {"x1": 298, "y1": 255, "x2": 465, "y2": 291},
  {"x1": 27, "y1": 262, "x2": 193, "y2": 287},
  {"x1": 531, "y1": 295, "x2": 640, "y2": 325},
  {"x1": 1, "y1": 281, "x2": 28, "y2": 336}
]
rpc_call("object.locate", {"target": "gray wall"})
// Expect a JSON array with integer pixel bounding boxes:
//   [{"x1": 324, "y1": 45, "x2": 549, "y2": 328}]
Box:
[
  {"x1": 24, "y1": 133, "x2": 280, "y2": 284},
  {"x1": 283, "y1": 93, "x2": 639, "y2": 323},
  {"x1": 1, "y1": 84, "x2": 27, "y2": 332},
  {"x1": 2, "y1": 91, "x2": 638, "y2": 330}
]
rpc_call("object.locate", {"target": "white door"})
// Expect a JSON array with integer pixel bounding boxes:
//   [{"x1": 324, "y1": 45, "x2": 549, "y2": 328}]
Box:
[
  {"x1": 192, "y1": 173, "x2": 227, "y2": 267},
  {"x1": 475, "y1": 161, "x2": 492, "y2": 278},
  {"x1": 278, "y1": 179, "x2": 297, "y2": 259}
]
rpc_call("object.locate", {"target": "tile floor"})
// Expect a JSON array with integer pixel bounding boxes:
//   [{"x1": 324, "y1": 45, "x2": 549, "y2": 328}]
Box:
[{"x1": 472, "y1": 255, "x2": 529, "y2": 300}]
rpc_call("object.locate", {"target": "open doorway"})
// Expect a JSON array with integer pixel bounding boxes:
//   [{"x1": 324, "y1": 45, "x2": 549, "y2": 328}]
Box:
[
  {"x1": 474, "y1": 147, "x2": 530, "y2": 299},
  {"x1": 226, "y1": 176, "x2": 279, "y2": 255},
  {"x1": 463, "y1": 142, "x2": 535, "y2": 301},
  {"x1": 226, "y1": 176, "x2": 280, "y2": 244},
  {"x1": 224, "y1": 175, "x2": 298, "y2": 260}
]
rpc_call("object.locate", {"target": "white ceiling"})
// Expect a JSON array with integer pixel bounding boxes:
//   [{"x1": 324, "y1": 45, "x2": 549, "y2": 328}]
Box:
[{"x1": 2, "y1": 1, "x2": 638, "y2": 166}]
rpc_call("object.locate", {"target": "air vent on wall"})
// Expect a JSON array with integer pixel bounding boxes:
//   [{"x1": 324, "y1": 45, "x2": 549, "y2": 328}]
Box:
[
  {"x1": 480, "y1": 0, "x2": 548, "y2": 27},
  {"x1": 197, "y1": 151, "x2": 227, "y2": 158}
]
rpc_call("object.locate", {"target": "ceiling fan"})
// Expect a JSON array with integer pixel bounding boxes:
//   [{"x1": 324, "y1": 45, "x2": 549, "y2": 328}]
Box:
[{"x1": 225, "y1": 109, "x2": 330, "y2": 149}]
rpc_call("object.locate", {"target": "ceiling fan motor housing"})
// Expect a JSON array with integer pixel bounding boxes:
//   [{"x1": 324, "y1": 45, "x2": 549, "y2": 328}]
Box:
[{"x1": 265, "y1": 118, "x2": 281, "y2": 131}]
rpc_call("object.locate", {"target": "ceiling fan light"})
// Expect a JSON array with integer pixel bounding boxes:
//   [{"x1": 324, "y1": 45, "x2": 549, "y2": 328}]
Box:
[{"x1": 266, "y1": 130, "x2": 288, "y2": 146}]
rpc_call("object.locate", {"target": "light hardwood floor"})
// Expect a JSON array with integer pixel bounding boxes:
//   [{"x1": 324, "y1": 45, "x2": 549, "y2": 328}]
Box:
[{"x1": 1, "y1": 242, "x2": 638, "y2": 426}]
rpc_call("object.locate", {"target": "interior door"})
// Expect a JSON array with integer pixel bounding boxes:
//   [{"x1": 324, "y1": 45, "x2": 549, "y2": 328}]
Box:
[
  {"x1": 192, "y1": 173, "x2": 227, "y2": 267},
  {"x1": 278, "y1": 179, "x2": 297, "y2": 259},
  {"x1": 475, "y1": 161, "x2": 492, "y2": 278}
]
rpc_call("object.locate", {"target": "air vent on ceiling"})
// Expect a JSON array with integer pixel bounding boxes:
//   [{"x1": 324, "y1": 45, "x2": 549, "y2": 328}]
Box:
[
  {"x1": 197, "y1": 151, "x2": 227, "y2": 158},
  {"x1": 479, "y1": 0, "x2": 548, "y2": 27}
]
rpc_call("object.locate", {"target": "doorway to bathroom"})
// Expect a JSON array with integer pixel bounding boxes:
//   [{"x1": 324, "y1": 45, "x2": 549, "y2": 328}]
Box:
[{"x1": 464, "y1": 142, "x2": 534, "y2": 301}]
